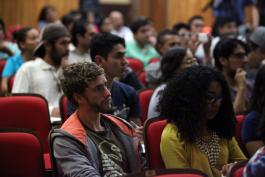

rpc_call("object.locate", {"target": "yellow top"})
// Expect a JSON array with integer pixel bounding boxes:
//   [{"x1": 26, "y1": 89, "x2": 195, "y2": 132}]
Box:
[{"x1": 160, "y1": 123, "x2": 246, "y2": 177}]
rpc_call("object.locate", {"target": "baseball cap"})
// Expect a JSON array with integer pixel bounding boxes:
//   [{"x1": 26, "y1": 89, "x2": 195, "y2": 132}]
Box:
[
  {"x1": 250, "y1": 26, "x2": 265, "y2": 51},
  {"x1": 34, "y1": 23, "x2": 70, "y2": 57}
]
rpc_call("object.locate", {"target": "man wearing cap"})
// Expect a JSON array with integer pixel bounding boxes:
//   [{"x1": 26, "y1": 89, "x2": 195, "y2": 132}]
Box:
[
  {"x1": 247, "y1": 26, "x2": 265, "y2": 81},
  {"x1": 12, "y1": 23, "x2": 71, "y2": 119}
]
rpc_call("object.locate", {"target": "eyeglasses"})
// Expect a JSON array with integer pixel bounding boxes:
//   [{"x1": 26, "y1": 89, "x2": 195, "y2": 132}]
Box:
[
  {"x1": 206, "y1": 94, "x2": 223, "y2": 104},
  {"x1": 182, "y1": 57, "x2": 198, "y2": 65}
]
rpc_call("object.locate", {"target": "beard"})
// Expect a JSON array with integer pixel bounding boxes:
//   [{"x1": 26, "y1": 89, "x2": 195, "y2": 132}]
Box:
[
  {"x1": 50, "y1": 44, "x2": 67, "y2": 66},
  {"x1": 84, "y1": 96, "x2": 112, "y2": 114}
]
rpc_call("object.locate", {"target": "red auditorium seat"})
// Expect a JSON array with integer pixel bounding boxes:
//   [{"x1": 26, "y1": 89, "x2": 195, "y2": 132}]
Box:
[
  {"x1": 138, "y1": 89, "x2": 154, "y2": 124},
  {"x1": 127, "y1": 58, "x2": 144, "y2": 76},
  {"x1": 59, "y1": 95, "x2": 69, "y2": 123}
]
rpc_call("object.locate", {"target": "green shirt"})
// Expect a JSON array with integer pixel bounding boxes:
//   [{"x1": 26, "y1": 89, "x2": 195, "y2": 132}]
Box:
[{"x1": 125, "y1": 39, "x2": 159, "y2": 67}]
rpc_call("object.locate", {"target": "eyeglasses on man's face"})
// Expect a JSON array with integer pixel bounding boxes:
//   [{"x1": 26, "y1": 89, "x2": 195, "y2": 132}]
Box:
[{"x1": 206, "y1": 94, "x2": 223, "y2": 104}]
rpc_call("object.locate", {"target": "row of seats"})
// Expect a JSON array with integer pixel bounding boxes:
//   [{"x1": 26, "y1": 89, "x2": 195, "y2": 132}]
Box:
[{"x1": 0, "y1": 93, "x2": 247, "y2": 177}]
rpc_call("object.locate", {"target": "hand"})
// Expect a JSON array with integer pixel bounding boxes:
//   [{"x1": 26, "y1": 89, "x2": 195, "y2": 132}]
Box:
[
  {"x1": 221, "y1": 162, "x2": 237, "y2": 177},
  {"x1": 188, "y1": 33, "x2": 201, "y2": 55},
  {"x1": 234, "y1": 68, "x2": 247, "y2": 89},
  {"x1": 130, "y1": 121, "x2": 143, "y2": 140},
  {"x1": 51, "y1": 107, "x2": 61, "y2": 117}
]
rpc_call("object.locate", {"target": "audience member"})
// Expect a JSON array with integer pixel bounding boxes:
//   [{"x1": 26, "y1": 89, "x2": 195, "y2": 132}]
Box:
[
  {"x1": 145, "y1": 29, "x2": 181, "y2": 87},
  {"x1": 68, "y1": 20, "x2": 96, "y2": 64},
  {"x1": 0, "y1": 18, "x2": 20, "y2": 60},
  {"x1": 147, "y1": 47, "x2": 197, "y2": 119},
  {"x1": 160, "y1": 65, "x2": 246, "y2": 177},
  {"x1": 242, "y1": 66, "x2": 265, "y2": 156},
  {"x1": 172, "y1": 22, "x2": 191, "y2": 48},
  {"x1": 68, "y1": 33, "x2": 141, "y2": 125},
  {"x1": 246, "y1": 27, "x2": 265, "y2": 82},
  {"x1": 188, "y1": 15, "x2": 205, "y2": 34},
  {"x1": 110, "y1": 11, "x2": 134, "y2": 42},
  {"x1": 12, "y1": 23, "x2": 71, "y2": 119},
  {"x1": 126, "y1": 17, "x2": 159, "y2": 66},
  {"x1": 38, "y1": 5, "x2": 58, "y2": 30},
  {"x1": 213, "y1": 38, "x2": 251, "y2": 114},
  {"x1": 52, "y1": 62, "x2": 141, "y2": 177},
  {"x1": 98, "y1": 16, "x2": 113, "y2": 33},
  {"x1": 1, "y1": 27, "x2": 39, "y2": 93}
]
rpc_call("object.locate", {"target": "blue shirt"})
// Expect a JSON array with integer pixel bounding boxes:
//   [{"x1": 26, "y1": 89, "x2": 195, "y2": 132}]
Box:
[
  {"x1": 213, "y1": 0, "x2": 254, "y2": 25},
  {"x1": 242, "y1": 111, "x2": 261, "y2": 144},
  {"x1": 2, "y1": 53, "x2": 24, "y2": 77},
  {"x1": 67, "y1": 81, "x2": 141, "y2": 121}
]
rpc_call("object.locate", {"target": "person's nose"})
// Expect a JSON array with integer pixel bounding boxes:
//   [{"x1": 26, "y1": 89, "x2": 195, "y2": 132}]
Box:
[{"x1": 104, "y1": 86, "x2": 111, "y2": 97}]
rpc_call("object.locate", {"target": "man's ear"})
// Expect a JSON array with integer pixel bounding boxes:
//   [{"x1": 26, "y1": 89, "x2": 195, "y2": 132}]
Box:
[
  {"x1": 94, "y1": 55, "x2": 105, "y2": 66},
  {"x1": 219, "y1": 57, "x2": 227, "y2": 65},
  {"x1": 72, "y1": 93, "x2": 83, "y2": 105},
  {"x1": 44, "y1": 41, "x2": 52, "y2": 51}
]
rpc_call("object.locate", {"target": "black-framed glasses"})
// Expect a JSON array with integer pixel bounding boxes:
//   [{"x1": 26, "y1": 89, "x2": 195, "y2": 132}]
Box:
[{"x1": 206, "y1": 94, "x2": 223, "y2": 104}]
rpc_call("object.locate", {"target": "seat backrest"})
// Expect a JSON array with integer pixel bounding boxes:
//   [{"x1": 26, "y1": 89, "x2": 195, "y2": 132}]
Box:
[
  {"x1": 0, "y1": 94, "x2": 51, "y2": 153},
  {"x1": 59, "y1": 95, "x2": 68, "y2": 123},
  {"x1": 227, "y1": 160, "x2": 248, "y2": 177},
  {"x1": 138, "y1": 72, "x2": 147, "y2": 87},
  {"x1": 125, "y1": 168, "x2": 208, "y2": 177},
  {"x1": 0, "y1": 130, "x2": 45, "y2": 177},
  {"x1": 138, "y1": 89, "x2": 154, "y2": 124},
  {"x1": 235, "y1": 115, "x2": 248, "y2": 156},
  {"x1": 144, "y1": 118, "x2": 167, "y2": 169},
  {"x1": 127, "y1": 58, "x2": 144, "y2": 76}
]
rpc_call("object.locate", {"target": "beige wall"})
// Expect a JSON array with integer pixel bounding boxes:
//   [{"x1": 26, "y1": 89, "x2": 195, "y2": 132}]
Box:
[
  {"x1": 0, "y1": 0, "x2": 213, "y2": 31},
  {"x1": 0, "y1": 0, "x2": 78, "y2": 28}
]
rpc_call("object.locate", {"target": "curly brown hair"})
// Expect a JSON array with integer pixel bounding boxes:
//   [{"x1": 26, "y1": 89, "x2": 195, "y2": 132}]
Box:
[{"x1": 60, "y1": 62, "x2": 104, "y2": 106}]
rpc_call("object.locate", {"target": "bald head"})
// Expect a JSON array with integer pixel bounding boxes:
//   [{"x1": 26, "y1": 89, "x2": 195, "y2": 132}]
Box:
[{"x1": 109, "y1": 11, "x2": 124, "y2": 30}]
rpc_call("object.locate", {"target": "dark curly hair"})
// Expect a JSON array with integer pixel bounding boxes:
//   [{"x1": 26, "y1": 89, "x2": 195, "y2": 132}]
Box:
[
  {"x1": 159, "y1": 65, "x2": 236, "y2": 142},
  {"x1": 160, "y1": 46, "x2": 187, "y2": 82},
  {"x1": 60, "y1": 62, "x2": 104, "y2": 106}
]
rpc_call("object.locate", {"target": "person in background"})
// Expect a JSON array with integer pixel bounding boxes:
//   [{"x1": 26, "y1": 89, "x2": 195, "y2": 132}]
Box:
[
  {"x1": 242, "y1": 66, "x2": 265, "y2": 156},
  {"x1": 172, "y1": 23, "x2": 191, "y2": 49},
  {"x1": 1, "y1": 27, "x2": 39, "y2": 93},
  {"x1": 38, "y1": 5, "x2": 58, "y2": 30},
  {"x1": 213, "y1": 38, "x2": 251, "y2": 114},
  {"x1": 98, "y1": 16, "x2": 113, "y2": 33},
  {"x1": 0, "y1": 18, "x2": 20, "y2": 60},
  {"x1": 52, "y1": 62, "x2": 141, "y2": 177},
  {"x1": 246, "y1": 26, "x2": 265, "y2": 82},
  {"x1": 12, "y1": 23, "x2": 71, "y2": 120},
  {"x1": 68, "y1": 33, "x2": 141, "y2": 125},
  {"x1": 160, "y1": 65, "x2": 246, "y2": 177},
  {"x1": 147, "y1": 47, "x2": 197, "y2": 119},
  {"x1": 110, "y1": 11, "x2": 134, "y2": 42},
  {"x1": 68, "y1": 20, "x2": 96, "y2": 64},
  {"x1": 189, "y1": 15, "x2": 205, "y2": 34},
  {"x1": 144, "y1": 29, "x2": 181, "y2": 87},
  {"x1": 126, "y1": 17, "x2": 159, "y2": 67}
]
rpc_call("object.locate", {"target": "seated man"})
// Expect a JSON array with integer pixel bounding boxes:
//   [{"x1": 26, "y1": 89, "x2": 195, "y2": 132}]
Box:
[
  {"x1": 68, "y1": 33, "x2": 141, "y2": 125},
  {"x1": 52, "y1": 62, "x2": 141, "y2": 177}
]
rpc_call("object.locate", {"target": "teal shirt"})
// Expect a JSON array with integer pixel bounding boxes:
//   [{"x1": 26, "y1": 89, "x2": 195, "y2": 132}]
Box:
[
  {"x1": 2, "y1": 53, "x2": 24, "y2": 77},
  {"x1": 125, "y1": 39, "x2": 159, "y2": 67}
]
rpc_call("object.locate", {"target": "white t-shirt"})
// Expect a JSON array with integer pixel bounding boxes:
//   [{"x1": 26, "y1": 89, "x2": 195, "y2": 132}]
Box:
[
  {"x1": 12, "y1": 58, "x2": 63, "y2": 117},
  {"x1": 147, "y1": 84, "x2": 166, "y2": 119}
]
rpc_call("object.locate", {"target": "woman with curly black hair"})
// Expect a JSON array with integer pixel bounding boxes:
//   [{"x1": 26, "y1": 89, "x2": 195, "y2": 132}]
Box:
[{"x1": 160, "y1": 65, "x2": 246, "y2": 177}]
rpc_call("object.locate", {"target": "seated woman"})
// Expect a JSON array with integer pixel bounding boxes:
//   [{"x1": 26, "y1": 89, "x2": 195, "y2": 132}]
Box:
[
  {"x1": 147, "y1": 47, "x2": 197, "y2": 119},
  {"x1": 1, "y1": 27, "x2": 39, "y2": 93},
  {"x1": 160, "y1": 66, "x2": 246, "y2": 177},
  {"x1": 242, "y1": 66, "x2": 265, "y2": 156}
]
